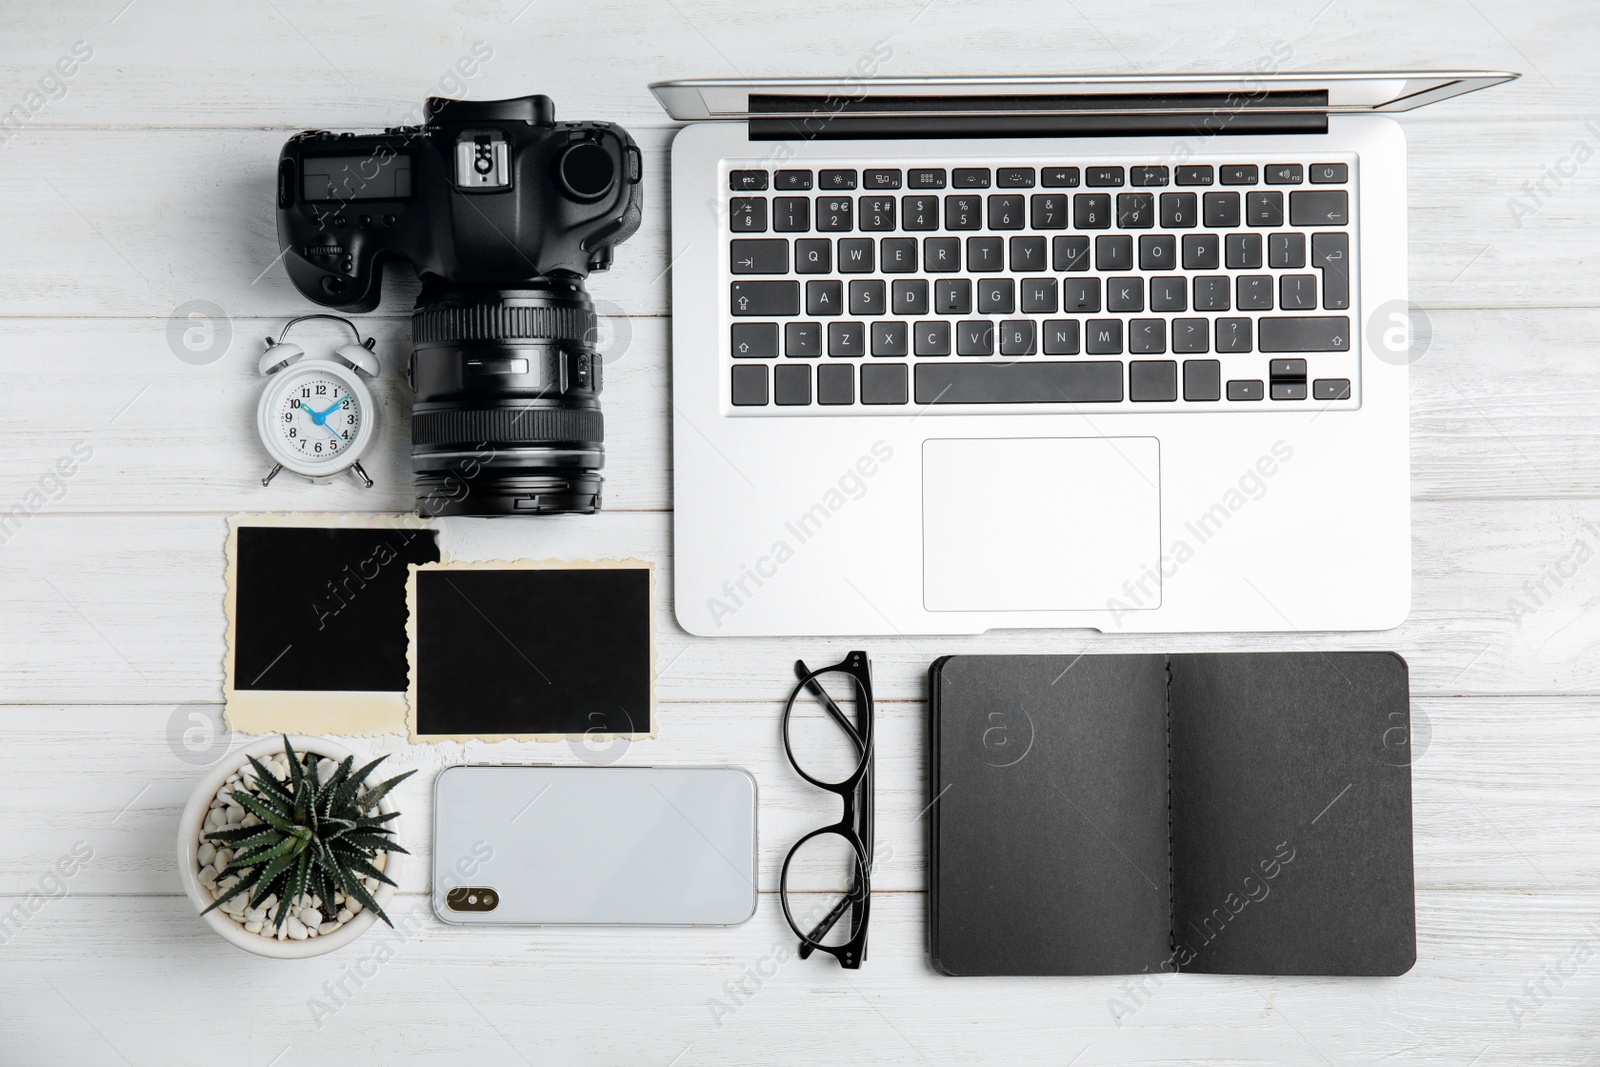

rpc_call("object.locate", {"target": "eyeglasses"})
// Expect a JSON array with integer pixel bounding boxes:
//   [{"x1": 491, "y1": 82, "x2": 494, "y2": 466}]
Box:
[{"x1": 779, "y1": 650, "x2": 874, "y2": 969}]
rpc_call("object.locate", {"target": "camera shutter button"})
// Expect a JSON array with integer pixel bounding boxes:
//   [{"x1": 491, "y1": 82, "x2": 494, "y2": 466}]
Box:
[{"x1": 559, "y1": 142, "x2": 615, "y2": 200}]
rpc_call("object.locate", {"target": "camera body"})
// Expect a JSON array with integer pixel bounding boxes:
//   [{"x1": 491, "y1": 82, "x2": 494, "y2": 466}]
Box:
[
  {"x1": 275, "y1": 95, "x2": 642, "y2": 516},
  {"x1": 276, "y1": 94, "x2": 642, "y2": 311}
]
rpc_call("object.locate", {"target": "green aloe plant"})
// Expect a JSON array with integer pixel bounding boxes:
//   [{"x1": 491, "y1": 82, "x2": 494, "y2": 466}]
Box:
[{"x1": 201, "y1": 736, "x2": 413, "y2": 933}]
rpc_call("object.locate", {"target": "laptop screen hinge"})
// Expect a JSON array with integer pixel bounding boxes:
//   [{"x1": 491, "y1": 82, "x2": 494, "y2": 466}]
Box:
[{"x1": 746, "y1": 91, "x2": 1330, "y2": 140}]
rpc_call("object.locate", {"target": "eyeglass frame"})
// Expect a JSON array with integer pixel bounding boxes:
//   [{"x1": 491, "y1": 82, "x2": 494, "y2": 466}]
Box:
[{"x1": 778, "y1": 650, "x2": 875, "y2": 970}]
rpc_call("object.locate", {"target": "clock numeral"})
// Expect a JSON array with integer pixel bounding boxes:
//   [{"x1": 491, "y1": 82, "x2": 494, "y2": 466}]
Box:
[
  {"x1": 301, "y1": 388, "x2": 311, "y2": 398},
  {"x1": 283, "y1": 412, "x2": 292, "y2": 422},
  {"x1": 288, "y1": 427, "x2": 298, "y2": 438},
  {"x1": 346, "y1": 414, "x2": 355, "y2": 424},
  {"x1": 314, "y1": 442, "x2": 323, "y2": 453},
  {"x1": 290, "y1": 398, "x2": 301, "y2": 409},
  {"x1": 314, "y1": 384, "x2": 327, "y2": 395}
]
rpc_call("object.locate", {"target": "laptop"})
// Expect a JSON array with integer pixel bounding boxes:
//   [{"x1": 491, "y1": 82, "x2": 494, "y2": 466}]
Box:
[{"x1": 651, "y1": 73, "x2": 1515, "y2": 637}]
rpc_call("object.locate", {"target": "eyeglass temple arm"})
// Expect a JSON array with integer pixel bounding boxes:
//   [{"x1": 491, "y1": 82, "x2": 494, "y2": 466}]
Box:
[{"x1": 792, "y1": 659, "x2": 866, "y2": 750}]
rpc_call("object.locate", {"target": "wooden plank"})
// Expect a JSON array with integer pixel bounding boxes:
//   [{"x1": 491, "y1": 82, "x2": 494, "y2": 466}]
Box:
[
  {"x1": 0, "y1": 121, "x2": 1595, "y2": 317},
  {"x1": 1, "y1": 890, "x2": 1598, "y2": 1065},
  {"x1": 0, "y1": 698, "x2": 1594, "y2": 897}
]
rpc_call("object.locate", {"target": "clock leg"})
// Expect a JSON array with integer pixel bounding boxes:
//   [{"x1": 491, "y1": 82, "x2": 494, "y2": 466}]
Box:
[
  {"x1": 261, "y1": 463, "x2": 282, "y2": 487},
  {"x1": 350, "y1": 461, "x2": 374, "y2": 489}
]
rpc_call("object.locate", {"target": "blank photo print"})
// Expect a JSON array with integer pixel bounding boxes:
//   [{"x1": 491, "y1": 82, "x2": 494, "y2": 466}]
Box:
[
  {"x1": 224, "y1": 515, "x2": 440, "y2": 736},
  {"x1": 406, "y1": 560, "x2": 656, "y2": 742}
]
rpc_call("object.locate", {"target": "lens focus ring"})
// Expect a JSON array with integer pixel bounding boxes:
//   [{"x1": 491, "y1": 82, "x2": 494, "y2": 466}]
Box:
[
  {"x1": 411, "y1": 407, "x2": 603, "y2": 447},
  {"x1": 412, "y1": 302, "x2": 595, "y2": 344}
]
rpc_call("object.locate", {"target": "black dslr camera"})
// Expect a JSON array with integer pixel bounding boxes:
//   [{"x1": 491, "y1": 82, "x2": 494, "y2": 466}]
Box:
[{"x1": 276, "y1": 95, "x2": 642, "y2": 514}]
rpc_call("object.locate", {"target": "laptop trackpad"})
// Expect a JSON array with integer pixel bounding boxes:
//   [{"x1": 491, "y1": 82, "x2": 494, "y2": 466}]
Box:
[{"x1": 922, "y1": 437, "x2": 1162, "y2": 612}]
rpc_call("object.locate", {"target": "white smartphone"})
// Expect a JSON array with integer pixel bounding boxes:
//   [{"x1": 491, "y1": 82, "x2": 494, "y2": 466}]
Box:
[{"x1": 432, "y1": 765, "x2": 759, "y2": 926}]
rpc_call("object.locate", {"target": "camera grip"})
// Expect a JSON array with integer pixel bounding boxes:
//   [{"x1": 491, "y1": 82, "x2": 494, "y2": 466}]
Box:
[{"x1": 282, "y1": 246, "x2": 383, "y2": 314}]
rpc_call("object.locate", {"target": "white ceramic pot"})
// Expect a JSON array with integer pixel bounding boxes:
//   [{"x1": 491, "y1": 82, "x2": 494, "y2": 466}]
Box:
[{"x1": 177, "y1": 734, "x2": 402, "y2": 959}]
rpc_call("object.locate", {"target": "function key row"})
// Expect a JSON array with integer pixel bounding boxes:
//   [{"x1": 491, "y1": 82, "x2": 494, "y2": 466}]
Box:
[{"x1": 729, "y1": 163, "x2": 1347, "y2": 193}]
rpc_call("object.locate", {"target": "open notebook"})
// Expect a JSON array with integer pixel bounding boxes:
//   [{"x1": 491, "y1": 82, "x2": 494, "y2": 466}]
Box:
[{"x1": 928, "y1": 653, "x2": 1416, "y2": 977}]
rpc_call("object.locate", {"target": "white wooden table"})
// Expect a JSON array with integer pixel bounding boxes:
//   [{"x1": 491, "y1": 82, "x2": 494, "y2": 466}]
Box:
[{"x1": 2, "y1": 1, "x2": 1597, "y2": 1062}]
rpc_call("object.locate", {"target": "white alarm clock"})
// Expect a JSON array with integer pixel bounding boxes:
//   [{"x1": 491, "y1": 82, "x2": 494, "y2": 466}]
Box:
[{"x1": 256, "y1": 315, "x2": 380, "y2": 488}]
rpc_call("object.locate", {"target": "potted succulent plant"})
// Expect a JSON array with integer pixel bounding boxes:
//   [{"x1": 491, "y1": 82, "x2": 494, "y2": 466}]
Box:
[{"x1": 177, "y1": 734, "x2": 412, "y2": 958}]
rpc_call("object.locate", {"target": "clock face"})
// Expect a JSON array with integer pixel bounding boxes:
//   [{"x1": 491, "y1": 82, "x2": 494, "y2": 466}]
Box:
[
  {"x1": 256, "y1": 360, "x2": 376, "y2": 477},
  {"x1": 277, "y1": 376, "x2": 359, "y2": 460}
]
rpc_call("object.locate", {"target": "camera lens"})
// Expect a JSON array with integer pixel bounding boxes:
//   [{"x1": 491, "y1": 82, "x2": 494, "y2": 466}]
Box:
[{"x1": 410, "y1": 279, "x2": 604, "y2": 516}]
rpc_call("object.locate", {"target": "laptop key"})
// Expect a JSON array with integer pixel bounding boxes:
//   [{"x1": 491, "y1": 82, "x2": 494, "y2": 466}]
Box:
[
  {"x1": 1132, "y1": 166, "x2": 1170, "y2": 187},
  {"x1": 908, "y1": 168, "x2": 947, "y2": 189},
  {"x1": 1246, "y1": 190, "x2": 1284, "y2": 227},
  {"x1": 1258, "y1": 316, "x2": 1351, "y2": 352},
  {"x1": 1203, "y1": 191, "x2": 1240, "y2": 227},
  {"x1": 731, "y1": 280, "x2": 798, "y2": 316},
  {"x1": 1149, "y1": 276, "x2": 1186, "y2": 312},
  {"x1": 730, "y1": 239, "x2": 788, "y2": 274},
  {"x1": 1193, "y1": 276, "x2": 1230, "y2": 311},
  {"x1": 1042, "y1": 167, "x2": 1080, "y2": 187},
  {"x1": 988, "y1": 194, "x2": 1026, "y2": 229},
  {"x1": 817, "y1": 197, "x2": 854, "y2": 232},
  {"x1": 953, "y1": 168, "x2": 991, "y2": 188},
  {"x1": 945, "y1": 195, "x2": 983, "y2": 229},
  {"x1": 1176, "y1": 165, "x2": 1215, "y2": 186},
  {"x1": 1062, "y1": 277, "x2": 1101, "y2": 313},
  {"x1": 817, "y1": 363, "x2": 854, "y2": 404},
  {"x1": 1096, "y1": 234, "x2": 1134, "y2": 270},
  {"x1": 1074, "y1": 193, "x2": 1112, "y2": 229},
  {"x1": 729, "y1": 197, "x2": 767, "y2": 232},
  {"x1": 1085, "y1": 319, "x2": 1123, "y2": 354},
  {"x1": 1226, "y1": 232, "x2": 1263, "y2": 269},
  {"x1": 914, "y1": 320, "x2": 951, "y2": 356},
  {"x1": 977, "y1": 278, "x2": 1015, "y2": 314},
  {"x1": 828, "y1": 321, "x2": 865, "y2": 357},
  {"x1": 871, "y1": 321, "x2": 909, "y2": 357},
  {"x1": 731, "y1": 365, "x2": 768, "y2": 405},
  {"x1": 1279, "y1": 274, "x2": 1318, "y2": 310},
  {"x1": 914, "y1": 361, "x2": 1124, "y2": 404},
  {"x1": 729, "y1": 170, "x2": 768, "y2": 191},
  {"x1": 956, "y1": 320, "x2": 995, "y2": 356},
  {"x1": 1182, "y1": 233, "x2": 1219, "y2": 270},
  {"x1": 773, "y1": 364, "x2": 811, "y2": 405},
  {"x1": 1227, "y1": 379, "x2": 1264, "y2": 401},
  {"x1": 1117, "y1": 193, "x2": 1155, "y2": 228},
  {"x1": 1160, "y1": 192, "x2": 1197, "y2": 228},
  {"x1": 772, "y1": 196, "x2": 810, "y2": 232},
  {"x1": 1010, "y1": 235, "x2": 1047, "y2": 271},
  {"x1": 1128, "y1": 321, "x2": 1167, "y2": 355},
  {"x1": 999, "y1": 319, "x2": 1036, "y2": 356},
  {"x1": 1053, "y1": 235, "x2": 1091, "y2": 271},
  {"x1": 1271, "y1": 380, "x2": 1309, "y2": 400},
  {"x1": 1130, "y1": 359, "x2": 1177, "y2": 398},
  {"x1": 1290, "y1": 189, "x2": 1349, "y2": 226},
  {"x1": 902, "y1": 195, "x2": 940, "y2": 230},
  {"x1": 1172, "y1": 318, "x2": 1209, "y2": 353},
  {"x1": 819, "y1": 169, "x2": 857, "y2": 190},
  {"x1": 967, "y1": 236, "x2": 1003, "y2": 271},
  {"x1": 806, "y1": 279, "x2": 842, "y2": 316},
  {"x1": 1310, "y1": 163, "x2": 1348, "y2": 184},
  {"x1": 795, "y1": 238, "x2": 831, "y2": 274},
  {"x1": 864, "y1": 169, "x2": 902, "y2": 190},
  {"x1": 785, "y1": 322, "x2": 821, "y2": 357},
  {"x1": 1236, "y1": 275, "x2": 1274, "y2": 311},
  {"x1": 1311, "y1": 232, "x2": 1351, "y2": 309},
  {"x1": 1183, "y1": 359, "x2": 1221, "y2": 400},
  {"x1": 924, "y1": 236, "x2": 960, "y2": 271},
  {"x1": 1107, "y1": 277, "x2": 1144, "y2": 313},
  {"x1": 1031, "y1": 193, "x2": 1070, "y2": 229},
  {"x1": 1215, "y1": 317, "x2": 1252, "y2": 353},
  {"x1": 1020, "y1": 277, "x2": 1059, "y2": 314},
  {"x1": 935, "y1": 279, "x2": 972, "y2": 314},
  {"x1": 838, "y1": 238, "x2": 874, "y2": 272},
  {"x1": 1086, "y1": 166, "x2": 1124, "y2": 187},
  {"x1": 892, "y1": 279, "x2": 930, "y2": 315},
  {"x1": 1042, "y1": 319, "x2": 1080, "y2": 354},
  {"x1": 731, "y1": 322, "x2": 779, "y2": 358},
  {"x1": 1269, "y1": 232, "x2": 1306, "y2": 268},
  {"x1": 1313, "y1": 377, "x2": 1352, "y2": 399},
  {"x1": 774, "y1": 169, "x2": 813, "y2": 190},
  {"x1": 849, "y1": 279, "x2": 886, "y2": 316},
  {"x1": 1139, "y1": 234, "x2": 1176, "y2": 271},
  {"x1": 1265, "y1": 164, "x2": 1303, "y2": 185},
  {"x1": 881, "y1": 237, "x2": 917, "y2": 272},
  {"x1": 998, "y1": 167, "x2": 1036, "y2": 188},
  {"x1": 859, "y1": 196, "x2": 896, "y2": 231},
  {"x1": 1220, "y1": 165, "x2": 1258, "y2": 185},
  {"x1": 861, "y1": 363, "x2": 909, "y2": 403}
]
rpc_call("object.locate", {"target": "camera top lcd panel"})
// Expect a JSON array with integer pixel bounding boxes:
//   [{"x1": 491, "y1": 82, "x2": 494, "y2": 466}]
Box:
[{"x1": 276, "y1": 95, "x2": 643, "y2": 313}]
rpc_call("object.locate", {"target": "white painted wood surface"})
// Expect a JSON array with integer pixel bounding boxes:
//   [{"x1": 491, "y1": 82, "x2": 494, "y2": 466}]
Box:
[{"x1": 2, "y1": 1, "x2": 1598, "y2": 1063}]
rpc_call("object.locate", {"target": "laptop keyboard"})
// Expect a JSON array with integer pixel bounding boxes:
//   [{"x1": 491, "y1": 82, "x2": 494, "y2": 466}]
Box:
[{"x1": 720, "y1": 159, "x2": 1357, "y2": 412}]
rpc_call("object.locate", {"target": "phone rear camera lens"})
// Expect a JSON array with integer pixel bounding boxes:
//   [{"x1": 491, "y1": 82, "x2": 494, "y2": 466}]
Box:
[{"x1": 559, "y1": 142, "x2": 615, "y2": 200}]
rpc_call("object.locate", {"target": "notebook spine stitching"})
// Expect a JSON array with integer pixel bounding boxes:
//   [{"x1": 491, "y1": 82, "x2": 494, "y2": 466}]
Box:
[{"x1": 1165, "y1": 656, "x2": 1176, "y2": 970}]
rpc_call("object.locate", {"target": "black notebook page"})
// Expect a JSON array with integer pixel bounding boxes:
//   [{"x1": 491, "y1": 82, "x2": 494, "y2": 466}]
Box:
[
  {"x1": 1167, "y1": 652, "x2": 1416, "y2": 976},
  {"x1": 931, "y1": 654, "x2": 1172, "y2": 976}
]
